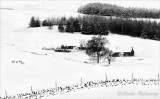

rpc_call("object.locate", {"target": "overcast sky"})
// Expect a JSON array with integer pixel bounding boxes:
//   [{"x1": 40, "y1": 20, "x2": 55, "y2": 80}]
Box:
[{"x1": 1, "y1": 0, "x2": 160, "y2": 9}]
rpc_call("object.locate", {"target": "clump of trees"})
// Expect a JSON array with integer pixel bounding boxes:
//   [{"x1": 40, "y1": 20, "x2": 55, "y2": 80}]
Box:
[
  {"x1": 78, "y1": 3, "x2": 160, "y2": 18},
  {"x1": 85, "y1": 35, "x2": 111, "y2": 64},
  {"x1": 42, "y1": 19, "x2": 53, "y2": 27},
  {"x1": 29, "y1": 16, "x2": 41, "y2": 27},
  {"x1": 57, "y1": 16, "x2": 109, "y2": 35},
  {"x1": 58, "y1": 17, "x2": 81, "y2": 33},
  {"x1": 80, "y1": 16, "x2": 109, "y2": 35}
]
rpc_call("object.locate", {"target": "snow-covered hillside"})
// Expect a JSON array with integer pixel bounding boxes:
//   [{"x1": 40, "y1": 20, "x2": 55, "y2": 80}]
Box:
[{"x1": 0, "y1": 1, "x2": 160, "y2": 99}]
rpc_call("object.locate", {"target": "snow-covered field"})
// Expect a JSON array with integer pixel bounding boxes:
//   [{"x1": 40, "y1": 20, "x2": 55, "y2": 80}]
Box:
[{"x1": 0, "y1": 0, "x2": 160, "y2": 99}]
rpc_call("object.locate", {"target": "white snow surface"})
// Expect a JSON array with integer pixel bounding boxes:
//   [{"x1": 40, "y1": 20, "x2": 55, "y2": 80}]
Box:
[{"x1": 0, "y1": 1, "x2": 160, "y2": 99}]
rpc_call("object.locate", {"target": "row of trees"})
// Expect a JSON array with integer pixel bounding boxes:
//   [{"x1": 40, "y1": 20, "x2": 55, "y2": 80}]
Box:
[
  {"x1": 78, "y1": 3, "x2": 160, "y2": 18},
  {"x1": 29, "y1": 15, "x2": 160, "y2": 40},
  {"x1": 57, "y1": 15, "x2": 160, "y2": 40},
  {"x1": 108, "y1": 17, "x2": 160, "y2": 40},
  {"x1": 29, "y1": 16, "x2": 68, "y2": 28}
]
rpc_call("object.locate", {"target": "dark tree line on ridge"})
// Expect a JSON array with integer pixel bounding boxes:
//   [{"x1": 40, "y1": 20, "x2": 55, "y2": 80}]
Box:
[
  {"x1": 78, "y1": 3, "x2": 160, "y2": 19},
  {"x1": 57, "y1": 16, "x2": 160, "y2": 40},
  {"x1": 29, "y1": 15, "x2": 160, "y2": 41}
]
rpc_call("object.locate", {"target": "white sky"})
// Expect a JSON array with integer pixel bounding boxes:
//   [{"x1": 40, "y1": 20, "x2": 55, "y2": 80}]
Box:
[{"x1": 1, "y1": 0, "x2": 160, "y2": 9}]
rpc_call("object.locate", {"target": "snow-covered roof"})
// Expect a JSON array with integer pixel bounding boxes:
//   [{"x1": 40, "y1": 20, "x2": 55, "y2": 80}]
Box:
[{"x1": 111, "y1": 47, "x2": 132, "y2": 52}]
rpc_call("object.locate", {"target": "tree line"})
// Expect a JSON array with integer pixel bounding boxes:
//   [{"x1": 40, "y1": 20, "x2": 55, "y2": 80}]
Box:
[
  {"x1": 57, "y1": 16, "x2": 160, "y2": 40},
  {"x1": 108, "y1": 17, "x2": 160, "y2": 40},
  {"x1": 78, "y1": 3, "x2": 160, "y2": 19},
  {"x1": 29, "y1": 15, "x2": 160, "y2": 40}
]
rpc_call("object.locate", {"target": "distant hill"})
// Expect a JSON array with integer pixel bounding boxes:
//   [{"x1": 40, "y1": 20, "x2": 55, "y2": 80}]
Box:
[{"x1": 0, "y1": 8, "x2": 14, "y2": 10}]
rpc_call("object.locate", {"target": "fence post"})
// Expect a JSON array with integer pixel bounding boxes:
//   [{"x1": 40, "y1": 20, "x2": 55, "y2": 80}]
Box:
[
  {"x1": 105, "y1": 74, "x2": 107, "y2": 81},
  {"x1": 31, "y1": 86, "x2": 33, "y2": 92},
  {"x1": 81, "y1": 77, "x2": 83, "y2": 85},
  {"x1": 55, "y1": 82, "x2": 57, "y2": 88},
  {"x1": 158, "y1": 73, "x2": 159, "y2": 85},
  {"x1": 5, "y1": 90, "x2": 7, "y2": 98},
  {"x1": 131, "y1": 73, "x2": 134, "y2": 80}
]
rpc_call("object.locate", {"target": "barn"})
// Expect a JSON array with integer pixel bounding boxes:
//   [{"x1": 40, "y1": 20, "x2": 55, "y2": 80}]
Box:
[{"x1": 111, "y1": 47, "x2": 134, "y2": 57}]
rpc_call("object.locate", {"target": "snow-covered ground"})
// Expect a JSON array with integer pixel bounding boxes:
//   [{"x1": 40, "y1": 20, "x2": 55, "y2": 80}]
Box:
[{"x1": 0, "y1": 0, "x2": 160, "y2": 99}]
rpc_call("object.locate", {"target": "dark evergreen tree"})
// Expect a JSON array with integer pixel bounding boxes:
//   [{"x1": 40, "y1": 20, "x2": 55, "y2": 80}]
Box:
[
  {"x1": 65, "y1": 21, "x2": 75, "y2": 33},
  {"x1": 59, "y1": 17, "x2": 67, "y2": 25},
  {"x1": 35, "y1": 17, "x2": 41, "y2": 27},
  {"x1": 42, "y1": 20, "x2": 48, "y2": 26},
  {"x1": 81, "y1": 21, "x2": 92, "y2": 34},
  {"x1": 141, "y1": 31, "x2": 148, "y2": 39},
  {"x1": 73, "y1": 18, "x2": 81, "y2": 32},
  {"x1": 29, "y1": 16, "x2": 36, "y2": 27},
  {"x1": 99, "y1": 22, "x2": 109, "y2": 35},
  {"x1": 29, "y1": 16, "x2": 41, "y2": 27}
]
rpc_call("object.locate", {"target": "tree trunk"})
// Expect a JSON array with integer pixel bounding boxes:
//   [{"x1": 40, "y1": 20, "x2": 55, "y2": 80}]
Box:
[
  {"x1": 97, "y1": 52, "x2": 99, "y2": 63},
  {"x1": 108, "y1": 58, "x2": 110, "y2": 65}
]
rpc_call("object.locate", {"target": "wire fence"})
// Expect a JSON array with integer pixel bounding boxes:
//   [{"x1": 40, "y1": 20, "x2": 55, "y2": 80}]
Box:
[{"x1": 1, "y1": 73, "x2": 159, "y2": 99}]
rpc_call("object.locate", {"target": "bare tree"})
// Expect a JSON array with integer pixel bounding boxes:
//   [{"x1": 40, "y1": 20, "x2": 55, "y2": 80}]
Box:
[{"x1": 85, "y1": 35, "x2": 111, "y2": 64}]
